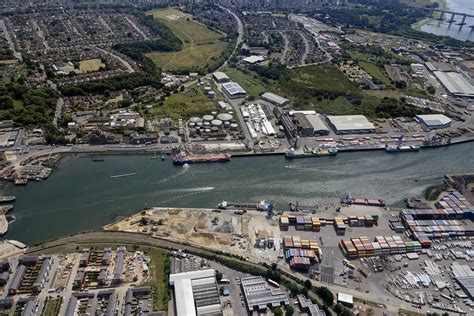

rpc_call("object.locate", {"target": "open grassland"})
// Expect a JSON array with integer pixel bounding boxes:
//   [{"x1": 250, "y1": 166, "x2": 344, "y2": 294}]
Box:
[
  {"x1": 147, "y1": 250, "x2": 170, "y2": 311},
  {"x1": 154, "y1": 86, "x2": 218, "y2": 119},
  {"x1": 146, "y1": 8, "x2": 227, "y2": 72},
  {"x1": 79, "y1": 59, "x2": 105, "y2": 73}
]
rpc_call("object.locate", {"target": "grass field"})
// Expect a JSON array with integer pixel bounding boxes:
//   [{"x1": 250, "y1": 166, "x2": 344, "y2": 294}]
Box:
[
  {"x1": 146, "y1": 8, "x2": 227, "y2": 72},
  {"x1": 147, "y1": 250, "x2": 170, "y2": 311},
  {"x1": 359, "y1": 61, "x2": 391, "y2": 85},
  {"x1": 154, "y1": 86, "x2": 218, "y2": 119},
  {"x1": 79, "y1": 59, "x2": 105, "y2": 73},
  {"x1": 0, "y1": 60, "x2": 16, "y2": 65},
  {"x1": 41, "y1": 297, "x2": 62, "y2": 316}
]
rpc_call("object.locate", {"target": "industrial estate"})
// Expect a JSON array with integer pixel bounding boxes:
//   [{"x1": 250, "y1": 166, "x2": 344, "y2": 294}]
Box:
[{"x1": 0, "y1": 0, "x2": 473, "y2": 316}]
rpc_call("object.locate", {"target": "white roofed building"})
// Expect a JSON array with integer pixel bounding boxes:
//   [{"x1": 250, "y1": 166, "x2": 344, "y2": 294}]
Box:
[
  {"x1": 415, "y1": 114, "x2": 452, "y2": 129},
  {"x1": 222, "y1": 82, "x2": 247, "y2": 99},
  {"x1": 212, "y1": 72, "x2": 230, "y2": 83},
  {"x1": 326, "y1": 115, "x2": 375, "y2": 134},
  {"x1": 261, "y1": 92, "x2": 289, "y2": 107}
]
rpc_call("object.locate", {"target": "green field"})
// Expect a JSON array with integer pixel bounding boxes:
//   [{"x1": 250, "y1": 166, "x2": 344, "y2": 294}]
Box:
[
  {"x1": 359, "y1": 61, "x2": 391, "y2": 85},
  {"x1": 146, "y1": 8, "x2": 227, "y2": 72},
  {"x1": 147, "y1": 250, "x2": 170, "y2": 311},
  {"x1": 154, "y1": 86, "x2": 218, "y2": 119}
]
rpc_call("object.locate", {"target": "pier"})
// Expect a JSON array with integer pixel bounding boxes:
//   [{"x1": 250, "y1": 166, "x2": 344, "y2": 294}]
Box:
[{"x1": 428, "y1": 9, "x2": 474, "y2": 28}]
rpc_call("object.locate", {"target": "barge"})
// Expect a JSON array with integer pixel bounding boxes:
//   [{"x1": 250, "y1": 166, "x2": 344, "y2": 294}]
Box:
[{"x1": 173, "y1": 152, "x2": 231, "y2": 165}]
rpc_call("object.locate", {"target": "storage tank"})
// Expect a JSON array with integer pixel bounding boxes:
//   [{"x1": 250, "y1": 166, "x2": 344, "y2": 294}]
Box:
[
  {"x1": 211, "y1": 127, "x2": 219, "y2": 133},
  {"x1": 211, "y1": 111, "x2": 217, "y2": 116},
  {"x1": 211, "y1": 119, "x2": 223, "y2": 127},
  {"x1": 190, "y1": 117, "x2": 201, "y2": 123},
  {"x1": 203, "y1": 115, "x2": 214, "y2": 122},
  {"x1": 203, "y1": 121, "x2": 211, "y2": 127},
  {"x1": 188, "y1": 122, "x2": 196, "y2": 128},
  {"x1": 204, "y1": 128, "x2": 211, "y2": 133},
  {"x1": 230, "y1": 123, "x2": 238, "y2": 131},
  {"x1": 217, "y1": 113, "x2": 233, "y2": 122},
  {"x1": 224, "y1": 121, "x2": 230, "y2": 128}
]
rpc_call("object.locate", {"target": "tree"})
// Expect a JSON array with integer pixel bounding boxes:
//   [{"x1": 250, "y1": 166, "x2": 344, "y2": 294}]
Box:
[
  {"x1": 215, "y1": 270, "x2": 223, "y2": 282},
  {"x1": 273, "y1": 307, "x2": 283, "y2": 316},
  {"x1": 304, "y1": 279, "x2": 312, "y2": 289},
  {"x1": 427, "y1": 85, "x2": 436, "y2": 94},
  {"x1": 0, "y1": 95, "x2": 14, "y2": 110},
  {"x1": 284, "y1": 305, "x2": 294, "y2": 316},
  {"x1": 315, "y1": 287, "x2": 334, "y2": 306}
]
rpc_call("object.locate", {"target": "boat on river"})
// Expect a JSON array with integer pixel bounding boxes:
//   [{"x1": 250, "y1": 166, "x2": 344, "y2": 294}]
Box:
[
  {"x1": 285, "y1": 147, "x2": 338, "y2": 158},
  {"x1": 385, "y1": 145, "x2": 420, "y2": 153},
  {"x1": 173, "y1": 152, "x2": 231, "y2": 165}
]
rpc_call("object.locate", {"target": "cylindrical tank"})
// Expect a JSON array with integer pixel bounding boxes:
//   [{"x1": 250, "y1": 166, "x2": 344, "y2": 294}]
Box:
[
  {"x1": 211, "y1": 119, "x2": 223, "y2": 127},
  {"x1": 203, "y1": 115, "x2": 214, "y2": 122},
  {"x1": 217, "y1": 113, "x2": 233, "y2": 122},
  {"x1": 230, "y1": 123, "x2": 238, "y2": 131}
]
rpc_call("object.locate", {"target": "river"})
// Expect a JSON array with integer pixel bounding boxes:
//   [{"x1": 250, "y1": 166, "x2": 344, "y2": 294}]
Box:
[
  {"x1": 2, "y1": 142, "x2": 473, "y2": 245},
  {"x1": 418, "y1": 0, "x2": 474, "y2": 41}
]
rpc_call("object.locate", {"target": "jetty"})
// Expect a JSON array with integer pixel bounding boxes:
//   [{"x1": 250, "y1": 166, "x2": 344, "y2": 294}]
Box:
[{"x1": 110, "y1": 173, "x2": 137, "y2": 179}]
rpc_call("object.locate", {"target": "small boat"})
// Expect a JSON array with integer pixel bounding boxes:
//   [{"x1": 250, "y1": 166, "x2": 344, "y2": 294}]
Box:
[
  {"x1": 91, "y1": 158, "x2": 105, "y2": 162},
  {"x1": 182, "y1": 163, "x2": 190, "y2": 168}
]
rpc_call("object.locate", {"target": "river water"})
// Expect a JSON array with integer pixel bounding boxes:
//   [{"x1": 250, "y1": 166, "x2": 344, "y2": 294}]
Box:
[
  {"x1": 3, "y1": 142, "x2": 473, "y2": 245},
  {"x1": 418, "y1": 0, "x2": 474, "y2": 41}
]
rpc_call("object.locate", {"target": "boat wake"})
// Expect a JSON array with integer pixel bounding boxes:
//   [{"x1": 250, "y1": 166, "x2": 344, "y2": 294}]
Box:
[{"x1": 152, "y1": 169, "x2": 188, "y2": 185}]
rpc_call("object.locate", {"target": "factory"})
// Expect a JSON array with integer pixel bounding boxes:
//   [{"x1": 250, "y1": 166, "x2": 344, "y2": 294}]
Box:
[
  {"x1": 212, "y1": 72, "x2": 230, "y2": 83},
  {"x1": 294, "y1": 113, "x2": 329, "y2": 136},
  {"x1": 261, "y1": 92, "x2": 289, "y2": 107},
  {"x1": 222, "y1": 82, "x2": 247, "y2": 99},
  {"x1": 326, "y1": 115, "x2": 375, "y2": 134},
  {"x1": 242, "y1": 103, "x2": 276, "y2": 138},
  {"x1": 169, "y1": 269, "x2": 222, "y2": 316},
  {"x1": 241, "y1": 276, "x2": 289, "y2": 312},
  {"x1": 415, "y1": 114, "x2": 452, "y2": 129}
]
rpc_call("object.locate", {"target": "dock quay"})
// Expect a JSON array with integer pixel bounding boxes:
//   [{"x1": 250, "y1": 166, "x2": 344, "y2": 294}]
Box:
[{"x1": 0, "y1": 205, "x2": 13, "y2": 215}]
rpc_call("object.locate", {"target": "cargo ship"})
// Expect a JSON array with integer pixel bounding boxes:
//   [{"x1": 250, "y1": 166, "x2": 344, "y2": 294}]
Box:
[
  {"x1": 385, "y1": 145, "x2": 420, "y2": 153},
  {"x1": 173, "y1": 152, "x2": 231, "y2": 165},
  {"x1": 341, "y1": 195, "x2": 386, "y2": 207},
  {"x1": 285, "y1": 147, "x2": 337, "y2": 159}
]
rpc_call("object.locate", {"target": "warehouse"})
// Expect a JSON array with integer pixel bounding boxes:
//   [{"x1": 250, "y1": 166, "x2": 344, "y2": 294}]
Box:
[
  {"x1": 222, "y1": 82, "x2": 247, "y2": 99},
  {"x1": 241, "y1": 276, "x2": 289, "y2": 312},
  {"x1": 433, "y1": 71, "x2": 474, "y2": 98},
  {"x1": 169, "y1": 269, "x2": 222, "y2": 316},
  {"x1": 297, "y1": 294, "x2": 326, "y2": 316},
  {"x1": 326, "y1": 115, "x2": 375, "y2": 134},
  {"x1": 415, "y1": 114, "x2": 452, "y2": 129},
  {"x1": 212, "y1": 72, "x2": 230, "y2": 83},
  {"x1": 306, "y1": 114, "x2": 330, "y2": 136},
  {"x1": 451, "y1": 262, "x2": 474, "y2": 300},
  {"x1": 294, "y1": 113, "x2": 314, "y2": 137},
  {"x1": 261, "y1": 92, "x2": 289, "y2": 107},
  {"x1": 337, "y1": 293, "x2": 353, "y2": 308}
]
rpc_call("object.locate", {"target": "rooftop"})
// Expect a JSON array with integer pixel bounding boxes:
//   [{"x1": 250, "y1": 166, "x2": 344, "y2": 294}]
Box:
[
  {"x1": 326, "y1": 115, "x2": 375, "y2": 132},
  {"x1": 415, "y1": 114, "x2": 452, "y2": 127},
  {"x1": 261, "y1": 92, "x2": 289, "y2": 106},
  {"x1": 222, "y1": 82, "x2": 247, "y2": 96},
  {"x1": 433, "y1": 71, "x2": 474, "y2": 97},
  {"x1": 212, "y1": 72, "x2": 229, "y2": 81}
]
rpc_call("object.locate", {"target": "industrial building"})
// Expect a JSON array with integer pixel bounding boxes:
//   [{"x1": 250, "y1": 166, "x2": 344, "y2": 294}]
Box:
[
  {"x1": 241, "y1": 276, "x2": 289, "y2": 312},
  {"x1": 433, "y1": 71, "x2": 474, "y2": 98},
  {"x1": 451, "y1": 262, "x2": 474, "y2": 300},
  {"x1": 169, "y1": 269, "x2": 222, "y2": 316},
  {"x1": 222, "y1": 82, "x2": 247, "y2": 99},
  {"x1": 326, "y1": 115, "x2": 375, "y2": 134},
  {"x1": 261, "y1": 92, "x2": 289, "y2": 107},
  {"x1": 294, "y1": 114, "x2": 329, "y2": 136},
  {"x1": 212, "y1": 72, "x2": 230, "y2": 83},
  {"x1": 297, "y1": 294, "x2": 326, "y2": 316},
  {"x1": 415, "y1": 114, "x2": 452, "y2": 129}
]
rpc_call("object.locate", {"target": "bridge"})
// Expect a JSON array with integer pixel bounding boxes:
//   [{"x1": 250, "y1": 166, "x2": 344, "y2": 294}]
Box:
[{"x1": 429, "y1": 9, "x2": 474, "y2": 28}]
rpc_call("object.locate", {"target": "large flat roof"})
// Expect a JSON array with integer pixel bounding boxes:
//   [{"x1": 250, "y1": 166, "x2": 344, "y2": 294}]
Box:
[
  {"x1": 433, "y1": 71, "x2": 474, "y2": 97},
  {"x1": 416, "y1": 114, "x2": 452, "y2": 127},
  {"x1": 222, "y1": 82, "x2": 247, "y2": 96},
  {"x1": 261, "y1": 92, "x2": 289, "y2": 105},
  {"x1": 174, "y1": 278, "x2": 196, "y2": 316},
  {"x1": 326, "y1": 115, "x2": 375, "y2": 132},
  {"x1": 212, "y1": 72, "x2": 229, "y2": 81},
  {"x1": 306, "y1": 114, "x2": 329, "y2": 132}
]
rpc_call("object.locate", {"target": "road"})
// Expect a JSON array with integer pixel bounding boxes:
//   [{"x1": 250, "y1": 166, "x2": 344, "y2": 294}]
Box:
[
  {"x1": 0, "y1": 19, "x2": 21, "y2": 59},
  {"x1": 217, "y1": 5, "x2": 244, "y2": 71},
  {"x1": 298, "y1": 31, "x2": 310, "y2": 66},
  {"x1": 279, "y1": 31, "x2": 290, "y2": 64},
  {"x1": 96, "y1": 47, "x2": 135, "y2": 73},
  {"x1": 53, "y1": 98, "x2": 64, "y2": 128},
  {"x1": 125, "y1": 16, "x2": 149, "y2": 41}
]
